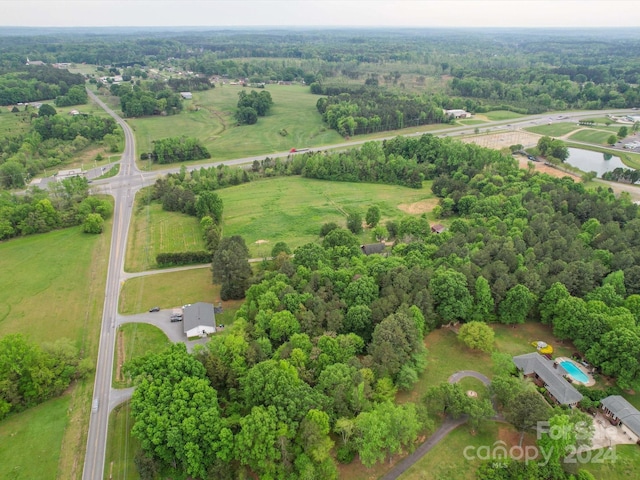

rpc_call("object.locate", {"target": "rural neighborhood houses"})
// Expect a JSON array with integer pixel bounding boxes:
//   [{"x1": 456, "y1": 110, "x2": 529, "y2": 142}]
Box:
[
  {"x1": 601, "y1": 396, "x2": 640, "y2": 443},
  {"x1": 513, "y1": 352, "x2": 583, "y2": 407},
  {"x1": 182, "y1": 302, "x2": 216, "y2": 338}
]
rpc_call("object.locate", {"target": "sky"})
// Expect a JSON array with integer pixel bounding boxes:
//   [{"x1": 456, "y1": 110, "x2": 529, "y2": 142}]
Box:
[{"x1": 0, "y1": 0, "x2": 638, "y2": 28}]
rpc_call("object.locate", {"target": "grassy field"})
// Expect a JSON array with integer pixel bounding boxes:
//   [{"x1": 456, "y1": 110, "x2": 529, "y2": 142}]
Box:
[
  {"x1": 119, "y1": 267, "x2": 218, "y2": 314},
  {"x1": 398, "y1": 422, "x2": 536, "y2": 480},
  {"x1": 483, "y1": 110, "x2": 525, "y2": 121},
  {"x1": 128, "y1": 84, "x2": 344, "y2": 165},
  {"x1": 578, "y1": 445, "x2": 640, "y2": 480},
  {"x1": 218, "y1": 176, "x2": 437, "y2": 257},
  {"x1": 124, "y1": 202, "x2": 206, "y2": 272},
  {"x1": 104, "y1": 401, "x2": 140, "y2": 480},
  {"x1": 0, "y1": 395, "x2": 71, "y2": 480},
  {"x1": 0, "y1": 223, "x2": 110, "y2": 479},
  {"x1": 526, "y1": 122, "x2": 580, "y2": 137},
  {"x1": 113, "y1": 323, "x2": 171, "y2": 387},
  {"x1": 0, "y1": 109, "x2": 33, "y2": 137},
  {"x1": 569, "y1": 129, "x2": 616, "y2": 144}
]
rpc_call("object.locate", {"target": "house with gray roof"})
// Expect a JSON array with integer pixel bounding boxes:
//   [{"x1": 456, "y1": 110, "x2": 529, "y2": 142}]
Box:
[
  {"x1": 601, "y1": 395, "x2": 640, "y2": 443},
  {"x1": 513, "y1": 352, "x2": 583, "y2": 407},
  {"x1": 360, "y1": 243, "x2": 386, "y2": 255},
  {"x1": 183, "y1": 302, "x2": 216, "y2": 338}
]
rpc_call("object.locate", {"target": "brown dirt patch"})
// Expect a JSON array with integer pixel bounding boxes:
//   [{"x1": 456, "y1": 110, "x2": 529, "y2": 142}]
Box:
[
  {"x1": 397, "y1": 198, "x2": 439, "y2": 214},
  {"x1": 116, "y1": 328, "x2": 125, "y2": 382},
  {"x1": 462, "y1": 130, "x2": 541, "y2": 150},
  {"x1": 516, "y1": 157, "x2": 581, "y2": 180}
]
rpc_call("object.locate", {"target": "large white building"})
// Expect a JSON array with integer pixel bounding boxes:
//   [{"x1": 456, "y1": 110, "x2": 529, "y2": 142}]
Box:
[{"x1": 183, "y1": 302, "x2": 216, "y2": 338}]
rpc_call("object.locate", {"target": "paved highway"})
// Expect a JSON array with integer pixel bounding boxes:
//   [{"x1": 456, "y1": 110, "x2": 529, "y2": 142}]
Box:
[{"x1": 79, "y1": 91, "x2": 638, "y2": 479}]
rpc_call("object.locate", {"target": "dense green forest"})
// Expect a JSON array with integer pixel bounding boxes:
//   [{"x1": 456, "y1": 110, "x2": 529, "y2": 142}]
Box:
[{"x1": 0, "y1": 65, "x2": 85, "y2": 105}]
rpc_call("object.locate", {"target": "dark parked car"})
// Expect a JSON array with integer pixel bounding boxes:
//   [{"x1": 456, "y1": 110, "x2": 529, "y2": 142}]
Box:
[
  {"x1": 170, "y1": 316, "x2": 182, "y2": 323},
  {"x1": 149, "y1": 306, "x2": 160, "y2": 312}
]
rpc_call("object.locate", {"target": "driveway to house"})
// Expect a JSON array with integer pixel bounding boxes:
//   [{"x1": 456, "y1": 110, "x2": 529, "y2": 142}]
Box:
[
  {"x1": 117, "y1": 310, "x2": 209, "y2": 350},
  {"x1": 380, "y1": 370, "x2": 495, "y2": 480}
]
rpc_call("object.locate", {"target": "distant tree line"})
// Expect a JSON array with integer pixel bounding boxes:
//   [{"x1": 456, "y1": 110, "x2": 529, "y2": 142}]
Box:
[
  {"x1": 602, "y1": 167, "x2": 640, "y2": 184},
  {"x1": 0, "y1": 334, "x2": 91, "y2": 420},
  {"x1": 167, "y1": 76, "x2": 213, "y2": 92}
]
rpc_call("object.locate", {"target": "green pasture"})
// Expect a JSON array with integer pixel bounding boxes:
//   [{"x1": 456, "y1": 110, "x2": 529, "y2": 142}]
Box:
[
  {"x1": 526, "y1": 122, "x2": 580, "y2": 137},
  {"x1": 0, "y1": 109, "x2": 32, "y2": 137},
  {"x1": 113, "y1": 323, "x2": 171, "y2": 387},
  {"x1": 398, "y1": 422, "x2": 536, "y2": 480},
  {"x1": 0, "y1": 225, "x2": 109, "y2": 346},
  {"x1": 124, "y1": 202, "x2": 206, "y2": 272},
  {"x1": 483, "y1": 110, "x2": 525, "y2": 121},
  {"x1": 217, "y1": 176, "x2": 437, "y2": 257},
  {"x1": 104, "y1": 401, "x2": 140, "y2": 480},
  {"x1": 128, "y1": 84, "x2": 344, "y2": 166},
  {"x1": 0, "y1": 395, "x2": 70, "y2": 480},
  {"x1": 119, "y1": 267, "x2": 218, "y2": 315},
  {"x1": 569, "y1": 129, "x2": 616, "y2": 144},
  {"x1": 457, "y1": 119, "x2": 486, "y2": 125}
]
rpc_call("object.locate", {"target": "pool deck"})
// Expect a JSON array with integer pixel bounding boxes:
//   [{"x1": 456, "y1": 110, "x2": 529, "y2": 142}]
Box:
[{"x1": 555, "y1": 356, "x2": 596, "y2": 387}]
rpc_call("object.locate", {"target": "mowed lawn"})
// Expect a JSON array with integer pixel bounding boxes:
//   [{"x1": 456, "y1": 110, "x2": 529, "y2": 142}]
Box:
[
  {"x1": 125, "y1": 202, "x2": 206, "y2": 272},
  {"x1": 0, "y1": 395, "x2": 71, "y2": 479},
  {"x1": 218, "y1": 176, "x2": 437, "y2": 257},
  {"x1": 119, "y1": 267, "x2": 218, "y2": 314},
  {"x1": 398, "y1": 422, "x2": 537, "y2": 480},
  {"x1": 0, "y1": 225, "x2": 108, "y2": 345},
  {"x1": 113, "y1": 323, "x2": 171, "y2": 387},
  {"x1": 128, "y1": 84, "x2": 344, "y2": 166},
  {"x1": 569, "y1": 129, "x2": 618, "y2": 144},
  {"x1": 526, "y1": 122, "x2": 580, "y2": 137},
  {"x1": 483, "y1": 110, "x2": 525, "y2": 121}
]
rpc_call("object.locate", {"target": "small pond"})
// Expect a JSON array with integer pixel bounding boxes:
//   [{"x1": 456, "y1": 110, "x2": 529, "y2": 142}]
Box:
[{"x1": 564, "y1": 148, "x2": 627, "y2": 177}]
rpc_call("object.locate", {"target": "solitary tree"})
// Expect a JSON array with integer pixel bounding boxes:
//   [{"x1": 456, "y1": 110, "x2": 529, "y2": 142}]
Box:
[
  {"x1": 347, "y1": 212, "x2": 363, "y2": 234},
  {"x1": 607, "y1": 134, "x2": 618, "y2": 145},
  {"x1": 365, "y1": 206, "x2": 381, "y2": 228},
  {"x1": 618, "y1": 126, "x2": 629, "y2": 139},
  {"x1": 38, "y1": 104, "x2": 57, "y2": 117},
  {"x1": 212, "y1": 235, "x2": 252, "y2": 300},
  {"x1": 458, "y1": 321, "x2": 495, "y2": 353}
]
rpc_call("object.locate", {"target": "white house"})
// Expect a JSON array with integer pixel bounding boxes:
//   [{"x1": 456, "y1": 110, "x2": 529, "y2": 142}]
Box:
[
  {"x1": 444, "y1": 109, "x2": 472, "y2": 119},
  {"x1": 180, "y1": 92, "x2": 193, "y2": 99},
  {"x1": 183, "y1": 302, "x2": 216, "y2": 337}
]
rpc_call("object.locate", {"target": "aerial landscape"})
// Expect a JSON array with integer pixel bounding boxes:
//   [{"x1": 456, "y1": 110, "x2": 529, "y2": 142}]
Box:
[{"x1": 3, "y1": 1, "x2": 640, "y2": 479}]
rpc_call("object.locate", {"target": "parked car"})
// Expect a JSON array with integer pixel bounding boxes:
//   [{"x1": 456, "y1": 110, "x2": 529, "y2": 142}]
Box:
[
  {"x1": 170, "y1": 315, "x2": 183, "y2": 322},
  {"x1": 149, "y1": 306, "x2": 160, "y2": 312}
]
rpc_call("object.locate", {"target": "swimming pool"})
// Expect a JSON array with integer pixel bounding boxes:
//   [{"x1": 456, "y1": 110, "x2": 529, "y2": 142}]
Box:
[{"x1": 560, "y1": 360, "x2": 589, "y2": 384}]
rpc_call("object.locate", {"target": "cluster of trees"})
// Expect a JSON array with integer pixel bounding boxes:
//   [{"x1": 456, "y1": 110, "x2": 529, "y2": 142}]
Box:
[
  {"x1": 110, "y1": 83, "x2": 183, "y2": 117},
  {"x1": 235, "y1": 89, "x2": 273, "y2": 125},
  {"x1": 0, "y1": 334, "x2": 90, "y2": 420},
  {"x1": 156, "y1": 251, "x2": 212, "y2": 267},
  {"x1": 144, "y1": 136, "x2": 211, "y2": 164},
  {"x1": 33, "y1": 113, "x2": 117, "y2": 141},
  {"x1": 602, "y1": 167, "x2": 640, "y2": 184},
  {"x1": 0, "y1": 112, "x2": 120, "y2": 188},
  {"x1": 0, "y1": 176, "x2": 112, "y2": 239},
  {"x1": 315, "y1": 87, "x2": 448, "y2": 136},
  {"x1": 0, "y1": 65, "x2": 85, "y2": 105},
  {"x1": 53, "y1": 84, "x2": 88, "y2": 107},
  {"x1": 535, "y1": 136, "x2": 570, "y2": 163}
]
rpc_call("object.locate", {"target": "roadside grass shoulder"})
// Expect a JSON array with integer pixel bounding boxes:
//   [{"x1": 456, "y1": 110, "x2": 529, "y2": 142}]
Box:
[
  {"x1": 104, "y1": 401, "x2": 140, "y2": 480},
  {"x1": 0, "y1": 395, "x2": 70, "y2": 480},
  {"x1": 483, "y1": 110, "x2": 525, "y2": 121},
  {"x1": 124, "y1": 202, "x2": 206, "y2": 272}
]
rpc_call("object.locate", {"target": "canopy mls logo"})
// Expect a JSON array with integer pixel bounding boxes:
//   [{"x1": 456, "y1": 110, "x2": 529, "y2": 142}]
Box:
[{"x1": 463, "y1": 421, "x2": 617, "y2": 466}]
